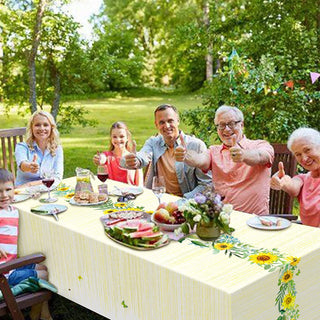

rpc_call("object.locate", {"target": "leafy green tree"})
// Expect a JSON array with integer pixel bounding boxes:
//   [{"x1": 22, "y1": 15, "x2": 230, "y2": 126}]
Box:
[
  {"x1": 183, "y1": 0, "x2": 320, "y2": 144},
  {"x1": 0, "y1": 0, "x2": 96, "y2": 132}
]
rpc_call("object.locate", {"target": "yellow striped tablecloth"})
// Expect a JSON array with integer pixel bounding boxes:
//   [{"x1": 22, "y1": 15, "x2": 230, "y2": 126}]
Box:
[{"x1": 15, "y1": 177, "x2": 320, "y2": 320}]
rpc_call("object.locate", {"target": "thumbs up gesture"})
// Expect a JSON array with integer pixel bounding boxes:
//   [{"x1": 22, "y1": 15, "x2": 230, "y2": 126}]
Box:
[
  {"x1": 229, "y1": 136, "x2": 244, "y2": 163},
  {"x1": 124, "y1": 153, "x2": 140, "y2": 169},
  {"x1": 175, "y1": 134, "x2": 187, "y2": 162},
  {"x1": 29, "y1": 154, "x2": 39, "y2": 173},
  {"x1": 270, "y1": 161, "x2": 289, "y2": 190}
]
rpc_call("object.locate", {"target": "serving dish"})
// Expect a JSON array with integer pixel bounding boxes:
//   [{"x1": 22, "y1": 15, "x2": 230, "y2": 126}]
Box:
[
  {"x1": 151, "y1": 213, "x2": 183, "y2": 232},
  {"x1": 69, "y1": 197, "x2": 108, "y2": 206}
]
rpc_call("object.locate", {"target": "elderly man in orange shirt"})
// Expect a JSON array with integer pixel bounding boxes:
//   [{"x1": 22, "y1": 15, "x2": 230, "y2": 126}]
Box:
[{"x1": 175, "y1": 105, "x2": 274, "y2": 215}]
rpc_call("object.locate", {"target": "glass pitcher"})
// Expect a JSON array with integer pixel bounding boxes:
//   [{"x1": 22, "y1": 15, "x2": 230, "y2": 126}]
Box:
[{"x1": 75, "y1": 167, "x2": 94, "y2": 193}]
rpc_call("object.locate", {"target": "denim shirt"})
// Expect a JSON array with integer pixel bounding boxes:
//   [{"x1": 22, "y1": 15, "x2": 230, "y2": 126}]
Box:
[
  {"x1": 15, "y1": 142, "x2": 64, "y2": 186},
  {"x1": 122, "y1": 132, "x2": 212, "y2": 198}
]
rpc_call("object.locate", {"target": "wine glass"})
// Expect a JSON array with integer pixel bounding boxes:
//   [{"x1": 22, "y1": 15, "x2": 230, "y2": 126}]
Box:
[
  {"x1": 152, "y1": 176, "x2": 166, "y2": 204},
  {"x1": 41, "y1": 169, "x2": 57, "y2": 203},
  {"x1": 97, "y1": 165, "x2": 109, "y2": 183}
]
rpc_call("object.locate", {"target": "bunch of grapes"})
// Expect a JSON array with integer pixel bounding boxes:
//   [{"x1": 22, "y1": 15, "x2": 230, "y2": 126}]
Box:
[{"x1": 172, "y1": 210, "x2": 186, "y2": 224}]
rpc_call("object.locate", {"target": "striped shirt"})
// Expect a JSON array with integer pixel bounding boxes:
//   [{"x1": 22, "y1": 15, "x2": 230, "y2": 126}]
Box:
[{"x1": 0, "y1": 206, "x2": 19, "y2": 264}]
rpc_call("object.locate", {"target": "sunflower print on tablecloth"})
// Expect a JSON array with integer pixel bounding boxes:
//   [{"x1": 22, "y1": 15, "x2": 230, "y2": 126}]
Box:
[{"x1": 183, "y1": 234, "x2": 301, "y2": 320}]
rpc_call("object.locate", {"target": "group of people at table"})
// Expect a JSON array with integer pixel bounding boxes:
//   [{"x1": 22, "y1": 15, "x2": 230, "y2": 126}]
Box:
[
  {"x1": 0, "y1": 103, "x2": 319, "y2": 318},
  {"x1": 2, "y1": 103, "x2": 319, "y2": 228}
]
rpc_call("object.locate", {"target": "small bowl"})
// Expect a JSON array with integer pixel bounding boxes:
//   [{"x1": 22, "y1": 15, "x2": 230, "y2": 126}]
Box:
[{"x1": 151, "y1": 213, "x2": 183, "y2": 232}]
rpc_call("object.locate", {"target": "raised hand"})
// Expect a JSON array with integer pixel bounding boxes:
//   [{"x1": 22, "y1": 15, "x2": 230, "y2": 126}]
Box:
[
  {"x1": 93, "y1": 151, "x2": 106, "y2": 166},
  {"x1": 93, "y1": 153, "x2": 100, "y2": 165},
  {"x1": 270, "y1": 161, "x2": 289, "y2": 190},
  {"x1": 29, "y1": 154, "x2": 39, "y2": 173},
  {"x1": 229, "y1": 136, "x2": 244, "y2": 163},
  {"x1": 125, "y1": 153, "x2": 140, "y2": 169},
  {"x1": 174, "y1": 133, "x2": 187, "y2": 162},
  {"x1": 278, "y1": 161, "x2": 285, "y2": 178}
]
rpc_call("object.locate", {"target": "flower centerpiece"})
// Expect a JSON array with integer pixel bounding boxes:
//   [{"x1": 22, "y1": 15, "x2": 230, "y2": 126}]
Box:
[{"x1": 176, "y1": 185, "x2": 234, "y2": 241}]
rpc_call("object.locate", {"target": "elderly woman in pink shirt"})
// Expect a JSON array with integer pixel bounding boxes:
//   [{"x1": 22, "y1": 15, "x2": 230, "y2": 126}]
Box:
[
  {"x1": 270, "y1": 128, "x2": 320, "y2": 227},
  {"x1": 175, "y1": 105, "x2": 274, "y2": 215}
]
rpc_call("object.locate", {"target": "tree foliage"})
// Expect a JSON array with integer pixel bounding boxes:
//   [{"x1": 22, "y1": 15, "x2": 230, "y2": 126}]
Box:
[{"x1": 182, "y1": 0, "x2": 320, "y2": 144}]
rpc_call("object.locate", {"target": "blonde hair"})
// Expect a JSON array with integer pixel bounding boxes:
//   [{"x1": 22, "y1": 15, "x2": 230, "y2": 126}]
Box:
[
  {"x1": 26, "y1": 111, "x2": 61, "y2": 156},
  {"x1": 108, "y1": 121, "x2": 134, "y2": 152}
]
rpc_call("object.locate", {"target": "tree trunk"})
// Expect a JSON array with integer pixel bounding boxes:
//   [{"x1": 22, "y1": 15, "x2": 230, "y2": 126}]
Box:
[
  {"x1": 0, "y1": 34, "x2": 3, "y2": 102},
  {"x1": 203, "y1": 0, "x2": 213, "y2": 82},
  {"x1": 49, "y1": 59, "x2": 60, "y2": 121},
  {"x1": 28, "y1": 0, "x2": 48, "y2": 114}
]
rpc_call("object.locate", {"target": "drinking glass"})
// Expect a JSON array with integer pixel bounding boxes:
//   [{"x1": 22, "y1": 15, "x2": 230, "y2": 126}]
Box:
[
  {"x1": 41, "y1": 169, "x2": 57, "y2": 203},
  {"x1": 152, "y1": 176, "x2": 166, "y2": 204},
  {"x1": 97, "y1": 165, "x2": 109, "y2": 183}
]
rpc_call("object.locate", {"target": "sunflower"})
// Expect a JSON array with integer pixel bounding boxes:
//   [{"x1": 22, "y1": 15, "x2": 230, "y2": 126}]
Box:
[
  {"x1": 115, "y1": 202, "x2": 127, "y2": 208},
  {"x1": 125, "y1": 208, "x2": 142, "y2": 211},
  {"x1": 286, "y1": 256, "x2": 301, "y2": 266},
  {"x1": 58, "y1": 187, "x2": 69, "y2": 191},
  {"x1": 282, "y1": 292, "x2": 295, "y2": 309},
  {"x1": 104, "y1": 209, "x2": 118, "y2": 214},
  {"x1": 249, "y1": 252, "x2": 279, "y2": 265},
  {"x1": 281, "y1": 270, "x2": 293, "y2": 283},
  {"x1": 214, "y1": 243, "x2": 233, "y2": 250},
  {"x1": 64, "y1": 193, "x2": 75, "y2": 199},
  {"x1": 145, "y1": 210, "x2": 154, "y2": 215}
]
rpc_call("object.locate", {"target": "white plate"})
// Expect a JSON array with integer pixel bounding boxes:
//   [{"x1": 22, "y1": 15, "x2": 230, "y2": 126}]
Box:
[
  {"x1": 69, "y1": 197, "x2": 108, "y2": 206},
  {"x1": 151, "y1": 213, "x2": 183, "y2": 231},
  {"x1": 25, "y1": 185, "x2": 53, "y2": 194},
  {"x1": 109, "y1": 186, "x2": 144, "y2": 197},
  {"x1": 13, "y1": 194, "x2": 32, "y2": 203},
  {"x1": 246, "y1": 216, "x2": 291, "y2": 231}
]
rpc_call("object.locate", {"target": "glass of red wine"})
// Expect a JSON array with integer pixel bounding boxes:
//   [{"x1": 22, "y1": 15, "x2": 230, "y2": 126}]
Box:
[
  {"x1": 41, "y1": 169, "x2": 57, "y2": 203},
  {"x1": 97, "y1": 165, "x2": 109, "y2": 183}
]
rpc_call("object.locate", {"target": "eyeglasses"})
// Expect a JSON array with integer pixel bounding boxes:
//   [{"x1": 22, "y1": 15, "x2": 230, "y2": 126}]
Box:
[
  {"x1": 215, "y1": 120, "x2": 241, "y2": 130},
  {"x1": 117, "y1": 193, "x2": 136, "y2": 202}
]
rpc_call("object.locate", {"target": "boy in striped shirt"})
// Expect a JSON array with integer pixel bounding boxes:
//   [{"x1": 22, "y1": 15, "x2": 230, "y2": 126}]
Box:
[{"x1": 0, "y1": 169, "x2": 52, "y2": 319}]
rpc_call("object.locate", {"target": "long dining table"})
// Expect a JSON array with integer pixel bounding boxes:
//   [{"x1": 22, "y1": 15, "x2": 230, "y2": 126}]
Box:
[{"x1": 14, "y1": 177, "x2": 320, "y2": 320}]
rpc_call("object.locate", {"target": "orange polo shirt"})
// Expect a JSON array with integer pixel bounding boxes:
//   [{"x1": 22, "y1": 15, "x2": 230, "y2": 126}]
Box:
[
  {"x1": 208, "y1": 137, "x2": 274, "y2": 215},
  {"x1": 157, "y1": 147, "x2": 183, "y2": 197}
]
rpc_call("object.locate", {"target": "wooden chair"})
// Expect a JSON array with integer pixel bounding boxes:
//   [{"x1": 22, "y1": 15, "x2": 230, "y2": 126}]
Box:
[
  {"x1": 269, "y1": 143, "x2": 298, "y2": 220},
  {"x1": 0, "y1": 127, "x2": 26, "y2": 179},
  {"x1": 0, "y1": 253, "x2": 52, "y2": 320}
]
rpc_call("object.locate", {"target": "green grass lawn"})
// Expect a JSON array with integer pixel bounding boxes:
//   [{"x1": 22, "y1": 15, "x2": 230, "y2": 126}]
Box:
[
  {"x1": 0, "y1": 91, "x2": 202, "y2": 178},
  {"x1": 0, "y1": 90, "x2": 202, "y2": 319}
]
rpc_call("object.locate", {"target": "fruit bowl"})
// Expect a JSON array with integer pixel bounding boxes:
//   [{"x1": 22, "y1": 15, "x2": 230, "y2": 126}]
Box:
[{"x1": 151, "y1": 213, "x2": 183, "y2": 231}]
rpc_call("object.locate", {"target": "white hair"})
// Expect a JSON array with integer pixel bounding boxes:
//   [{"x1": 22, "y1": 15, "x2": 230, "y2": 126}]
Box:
[
  {"x1": 214, "y1": 105, "x2": 244, "y2": 124},
  {"x1": 287, "y1": 127, "x2": 320, "y2": 151}
]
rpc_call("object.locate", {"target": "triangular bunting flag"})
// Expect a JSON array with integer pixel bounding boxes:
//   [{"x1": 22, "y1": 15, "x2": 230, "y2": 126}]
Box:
[
  {"x1": 284, "y1": 80, "x2": 294, "y2": 89},
  {"x1": 229, "y1": 48, "x2": 239, "y2": 61},
  {"x1": 310, "y1": 72, "x2": 320, "y2": 84}
]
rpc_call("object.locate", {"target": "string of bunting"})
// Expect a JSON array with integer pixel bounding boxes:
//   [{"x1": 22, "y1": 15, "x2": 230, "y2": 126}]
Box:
[{"x1": 228, "y1": 49, "x2": 319, "y2": 97}]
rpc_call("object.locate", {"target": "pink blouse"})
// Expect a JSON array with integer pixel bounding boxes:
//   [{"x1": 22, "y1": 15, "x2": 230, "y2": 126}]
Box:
[
  {"x1": 296, "y1": 173, "x2": 320, "y2": 227},
  {"x1": 101, "y1": 151, "x2": 142, "y2": 186}
]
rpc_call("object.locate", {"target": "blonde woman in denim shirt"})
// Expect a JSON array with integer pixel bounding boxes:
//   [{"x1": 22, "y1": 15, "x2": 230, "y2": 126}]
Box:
[{"x1": 15, "y1": 111, "x2": 63, "y2": 187}]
